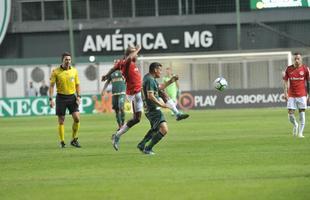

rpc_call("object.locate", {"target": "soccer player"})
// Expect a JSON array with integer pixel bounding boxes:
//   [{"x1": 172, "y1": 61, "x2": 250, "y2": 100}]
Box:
[
  {"x1": 162, "y1": 67, "x2": 180, "y2": 115},
  {"x1": 101, "y1": 68, "x2": 126, "y2": 129},
  {"x1": 102, "y1": 45, "x2": 143, "y2": 151},
  {"x1": 283, "y1": 52, "x2": 310, "y2": 138},
  {"x1": 49, "y1": 52, "x2": 82, "y2": 148},
  {"x1": 137, "y1": 62, "x2": 177, "y2": 155}
]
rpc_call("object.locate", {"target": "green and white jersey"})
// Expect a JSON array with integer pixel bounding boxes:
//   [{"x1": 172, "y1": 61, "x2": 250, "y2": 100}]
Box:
[
  {"x1": 142, "y1": 73, "x2": 160, "y2": 113},
  {"x1": 108, "y1": 70, "x2": 126, "y2": 95}
]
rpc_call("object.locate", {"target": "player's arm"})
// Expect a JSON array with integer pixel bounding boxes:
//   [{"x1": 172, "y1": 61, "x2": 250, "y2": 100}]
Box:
[
  {"x1": 159, "y1": 75, "x2": 179, "y2": 90},
  {"x1": 283, "y1": 79, "x2": 289, "y2": 101},
  {"x1": 49, "y1": 70, "x2": 56, "y2": 108},
  {"x1": 125, "y1": 45, "x2": 141, "y2": 64},
  {"x1": 76, "y1": 84, "x2": 81, "y2": 105},
  {"x1": 101, "y1": 67, "x2": 117, "y2": 81},
  {"x1": 147, "y1": 91, "x2": 169, "y2": 109},
  {"x1": 101, "y1": 79, "x2": 111, "y2": 96},
  {"x1": 49, "y1": 82, "x2": 55, "y2": 108},
  {"x1": 101, "y1": 60, "x2": 120, "y2": 81}
]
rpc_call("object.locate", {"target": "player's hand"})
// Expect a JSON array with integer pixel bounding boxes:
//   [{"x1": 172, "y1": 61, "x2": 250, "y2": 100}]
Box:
[
  {"x1": 101, "y1": 75, "x2": 107, "y2": 81},
  {"x1": 135, "y1": 44, "x2": 141, "y2": 51},
  {"x1": 76, "y1": 96, "x2": 81, "y2": 105},
  {"x1": 170, "y1": 75, "x2": 179, "y2": 83},
  {"x1": 49, "y1": 99, "x2": 55, "y2": 108},
  {"x1": 284, "y1": 93, "x2": 288, "y2": 101}
]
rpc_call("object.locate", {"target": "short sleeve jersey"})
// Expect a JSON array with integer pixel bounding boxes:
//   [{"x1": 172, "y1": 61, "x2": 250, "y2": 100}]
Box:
[
  {"x1": 142, "y1": 73, "x2": 160, "y2": 113},
  {"x1": 108, "y1": 70, "x2": 126, "y2": 95},
  {"x1": 283, "y1": 64, "x2": 310, "y2": 97},
  {"x1": 50, "y1": 66, "x2": 80, "y2": 95},
  {"x1": 114, "y1": 59, "x2": 142, "y2": 95},
  {"x1": 162, "y1": 75, "x2": 177, "y2": 97}
]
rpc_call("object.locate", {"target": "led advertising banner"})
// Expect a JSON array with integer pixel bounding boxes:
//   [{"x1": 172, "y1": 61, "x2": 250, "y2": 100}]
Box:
[{"x1": 251, "y1": 0, "x2": 310, "y2": 10}]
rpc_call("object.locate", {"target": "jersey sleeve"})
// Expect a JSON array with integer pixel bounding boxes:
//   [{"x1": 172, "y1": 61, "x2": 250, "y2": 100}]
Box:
[
  {"x1": 113, "y1": 60, "x2": 122, "y2": 70},
  {"x1": 75, "y1": 68, "x2": 80, "y2": 85},
  {"x1": 50, "y1": 69, "x2": 57, "y2": 84},
  {"x1": 305, "y1": 66, "x2": 310, "y2": 81},
  {"x1": 283, "y1": 67, "x2": 288, "y2": 81}
]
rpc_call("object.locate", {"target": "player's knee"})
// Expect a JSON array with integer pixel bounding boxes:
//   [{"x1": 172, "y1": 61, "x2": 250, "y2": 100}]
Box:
[{"x1": 133, "y1": 117, "x2": 141, "y2": 124}]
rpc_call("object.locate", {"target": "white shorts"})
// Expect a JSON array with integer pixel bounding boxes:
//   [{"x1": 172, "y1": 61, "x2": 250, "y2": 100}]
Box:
[
  {"x1": 287, "y1": 96, "x2": 307, "y2": 110},
  {"x1": 127, "y1": 92, "x2": 143, "y2": 113}
]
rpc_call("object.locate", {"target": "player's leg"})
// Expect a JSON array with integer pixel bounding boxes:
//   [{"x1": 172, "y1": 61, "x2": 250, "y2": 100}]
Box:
[
  {"x1": 144, "y1": 111, "x2": 167, "y2": 155},
  {"x1": 160, "y1": 90, "x2": 189, "y2": 121},
  {"x1": 112, "y1": 96, "x2": 122, "y2": 129},
  {"x1": 111, "y1": 92, "x2": 143, "y2": 150},
  {"x1": 68, "y1": 96, "x2": 81, "y2": 147},
  {"x1": 298, "y1": 109, "x2": 305, "y2": 138},
  {"x1": 137, "y1": 129, "x2": 155, "y2": 152},
  {"x1": 56, "y1": 95, "x2": 67, "y2": 148},
  {"x1": 287, "y1": 97, "x2": 298, "y2": 136},
  {"x1": 71, "y1": 112, "x2": 81, "y2": 147},
  {"x1": 119, "y1": 94, "x2": 126, "y2": 126},
  {"x1": 297, "y1": 97, "x2": 307, "y2": 138},
  {"x1": 57, "y1": 115, "x2": 66, "y2": 148}
]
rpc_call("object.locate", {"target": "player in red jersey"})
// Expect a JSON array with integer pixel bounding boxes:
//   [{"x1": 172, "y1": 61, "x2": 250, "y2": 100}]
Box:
[
  {"x1": 283, "y1": 52, "x2": 310, "y2": 138},
  {"x1": 102, "y1": 45, "x2": 143, "y2": 150}
]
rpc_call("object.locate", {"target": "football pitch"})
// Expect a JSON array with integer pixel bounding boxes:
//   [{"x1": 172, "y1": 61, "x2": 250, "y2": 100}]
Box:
[{"x1": 0, "y1": 108, "x2": 310, "y2": 200}]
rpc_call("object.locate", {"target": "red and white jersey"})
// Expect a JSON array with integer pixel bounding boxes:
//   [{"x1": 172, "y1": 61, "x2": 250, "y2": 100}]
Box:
[
  {"x1": 114, "y1": 59, "x2": 142, "y2": 95},
  {"x1": 283, "y1": 64, "x2": 310, "y2": 97}
]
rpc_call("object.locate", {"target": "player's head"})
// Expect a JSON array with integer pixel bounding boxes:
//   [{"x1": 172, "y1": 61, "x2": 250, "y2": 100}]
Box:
[
  {"x1": 149, "y1": 62, "x2": 162, "y2": 78},
  {"x1": 166, "y1": 67, "x2": 172, "y2": 75},
  {"x1": 125, "y1": 46, "x2": 137, "y2": 57},
  {"x1": 293, "y1": 52, "x2": 302, "y2": 66},
  {"x1": 61, "y1": 52, "x2": 72, "y2": 68}
]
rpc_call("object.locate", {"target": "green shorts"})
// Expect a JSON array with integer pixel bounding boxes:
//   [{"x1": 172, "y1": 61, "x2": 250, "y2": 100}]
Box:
[
  {"x1": 112, "y1": 94, "x2": 125, "y2": 110},
  {"x1": 145, "y1": 109, "x2": 166, "y2": 131}
]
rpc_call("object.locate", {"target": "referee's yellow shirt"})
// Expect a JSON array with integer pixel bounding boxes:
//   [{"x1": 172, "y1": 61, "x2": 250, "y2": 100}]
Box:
[{"x1": 50, "y1": 66, "x2": 80, "y2": 95}]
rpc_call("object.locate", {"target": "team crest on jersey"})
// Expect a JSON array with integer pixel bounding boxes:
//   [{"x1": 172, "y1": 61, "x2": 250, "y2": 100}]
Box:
[
  {"x1": 71, "y1": 77, "x2": 75, "y2": 82},
  {"x1": 300, "y1": 71, "x2": 304, "y2": 76}
]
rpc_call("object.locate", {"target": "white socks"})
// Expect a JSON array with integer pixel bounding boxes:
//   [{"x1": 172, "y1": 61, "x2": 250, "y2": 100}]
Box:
[
  {"x1": 116, "y1": 124, "x2": 129, "y2": 137},
  {"x1": 299, "y1": 112, "x2": 305, "y2": 136},
  {"x1": 288, "y1": 113, "x2": 298, "y2": 136},
  {"x1": 288, "y1": 112, "x2": 305, "y2": 137},
  {"x1": 166, "y1": 99, "x2": 179, "y2": 116}
]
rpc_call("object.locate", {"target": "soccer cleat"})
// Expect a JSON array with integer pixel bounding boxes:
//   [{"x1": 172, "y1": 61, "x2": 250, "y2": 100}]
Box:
[
  {"x1": 111, "y1": 134, "x2": 120, "y2": 151},
  {"x1": 143, "y1": 148, "x2": 155, "y2": 155},
  {"x1": 70, "y1": 138, "x2": 81, "y2": 148},
  {"x1": 176, "y1": 113, "x2": 190, "y2": 121},
  {"x1": 293, "y1": 125, "x2": 298, "y2": 136},
  {"x1": 298, "y1": 134, "x2": 305, "y2": 138},
  {"x1": 137, "y1": 143, "x2": 145, "y2": 153},
  {"x1": 60, "y1": 141, "x2": 66, "y2": 148}
]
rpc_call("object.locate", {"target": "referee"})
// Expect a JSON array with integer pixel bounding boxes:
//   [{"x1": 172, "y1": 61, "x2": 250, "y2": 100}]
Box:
[{"x1": 49, "y1": 52, "x2": 82, "y2": 148}]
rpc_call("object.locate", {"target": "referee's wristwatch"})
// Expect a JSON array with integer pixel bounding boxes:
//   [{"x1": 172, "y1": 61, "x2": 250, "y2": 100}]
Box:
[
  {"x1": 77, "y1": 94, "x2": 81, "y2": 98},
  {"x1": 49, "y1": 97, "x2": 53, "y2": 101}
]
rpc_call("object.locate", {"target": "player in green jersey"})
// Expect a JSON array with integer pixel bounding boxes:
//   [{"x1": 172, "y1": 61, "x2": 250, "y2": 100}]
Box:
[
  {"x1": 102, "y1": 69, "x2": 126, "y2": 129},
  {"x1": 137, "y1": 62, "x2": 183, "y2": 155}
]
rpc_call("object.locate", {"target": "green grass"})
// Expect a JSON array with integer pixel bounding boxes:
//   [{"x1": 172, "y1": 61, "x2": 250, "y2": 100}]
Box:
[{"x1": 1, "y1": 108, "x2": 310, "y2": 200}]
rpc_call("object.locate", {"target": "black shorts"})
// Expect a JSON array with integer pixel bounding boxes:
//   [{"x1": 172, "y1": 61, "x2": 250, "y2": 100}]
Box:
[{"x1": 56, "y1": 94, "x2": 79, "y2": 116}]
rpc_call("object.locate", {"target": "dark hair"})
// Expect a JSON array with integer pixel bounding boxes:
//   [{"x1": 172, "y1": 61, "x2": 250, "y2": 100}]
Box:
[
  {"x1": 293, "y1": 52, "x2": 302, "y2": 56},
  {"x1": 149, "y1": 62, "x2": 162, "y2": 73},
  {"x1": 61, "y1": 52, "x2": 71, "y2": 61}
]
